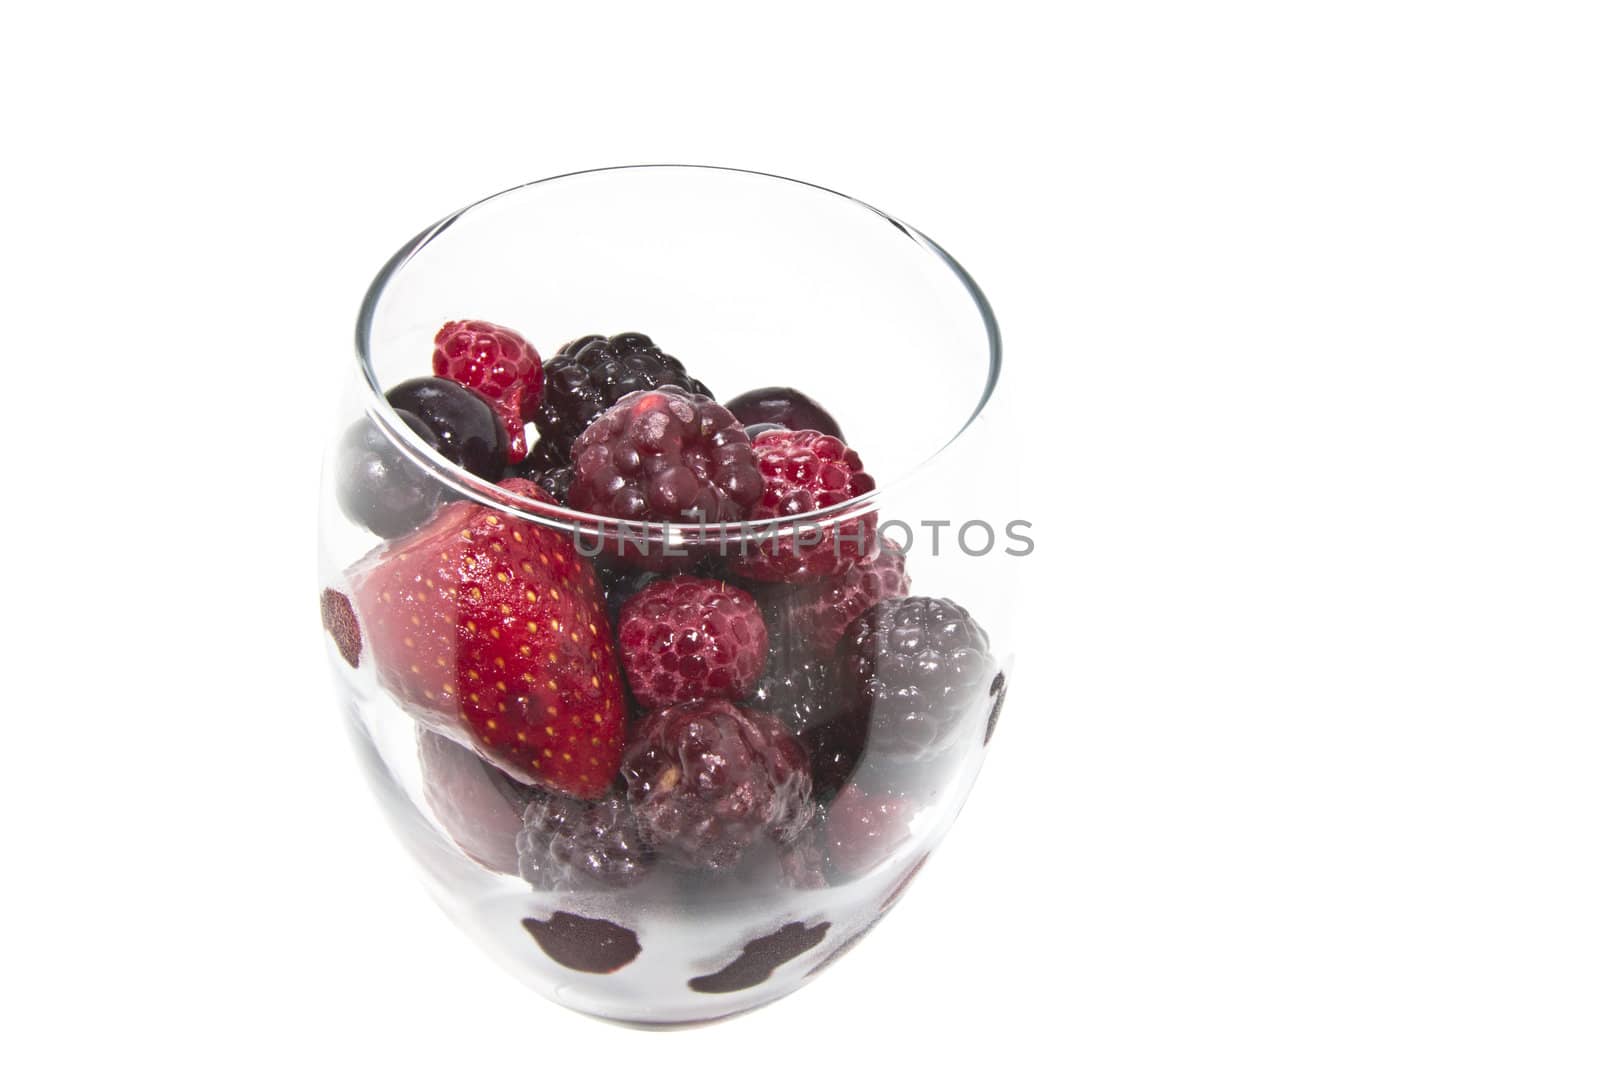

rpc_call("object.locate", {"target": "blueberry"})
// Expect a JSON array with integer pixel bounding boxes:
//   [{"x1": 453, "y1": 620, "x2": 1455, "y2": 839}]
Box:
[
  {"x1": 741, "y1": 422, "x2": 786, "y2": 438},
  {"x1": 385, "y1": 376, "x2": 508, "y2": 481},
  {"x1": 335, "y1": 410, "x2": 445, "y2": 538},
  {"x1": 725, "y1": 387, "x2": 844, "y2": 440}
]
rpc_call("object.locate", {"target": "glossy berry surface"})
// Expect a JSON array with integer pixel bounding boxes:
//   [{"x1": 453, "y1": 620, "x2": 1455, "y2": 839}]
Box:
[
  {"x1": 516, "y1": 789, "x2": 653, "y2": 891},
  {"x1": 335, "y1": 410, "x2": 445, "y2": 538},
  {"x1": 768, "y1": 538, "x2": 911, "y2": 655},
  {"x1": 837, "y1": 596, "x2": 995, "y2": 760},
  {"x1": 568, "y1": 387, "x2": 763, "y2": 523},
  {"x1": 618, "y1": 577, "x2": 768, "y2": 709},
  {"x1": 432, "y1": 320, "x2": 544, "y2": 463},
  {"x1": 748, "y1": 628, "x2": 864, "y2": 798},
  {"x1": 622, "y1": 699, "x2": 815, "y2": 870},
  {"x1": 824, "y1": 784, "x2": 915, "y2": 880},
  {"x1": 385, "y1": 377, "x2": 508, "y2": 482},
  {"x1": 534, "y1": 332, "x2": 711, "y2": 462},
  {"x1": 349, "y1": 479, "x2": 627, "y2": 797},
  {"x1": 729, "y1": 429, "x2": 876, "y2": 582},
  {"x1": 725, "y1": 386, "x2": 844, "y2": 440}
]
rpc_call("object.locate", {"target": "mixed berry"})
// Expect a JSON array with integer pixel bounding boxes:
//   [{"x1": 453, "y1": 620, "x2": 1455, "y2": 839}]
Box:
[{"x1": 326, "y1": 318, "x2": 1000, "y2": 963}]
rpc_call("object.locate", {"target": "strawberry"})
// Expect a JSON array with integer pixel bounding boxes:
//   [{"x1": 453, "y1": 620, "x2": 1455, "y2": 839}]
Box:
[
  {"x1": 432, "y1": 320, "x2": 544, "y2": 463},
  {"x1": 350, "y1": 478, "x2": 625, "y2": 798}
]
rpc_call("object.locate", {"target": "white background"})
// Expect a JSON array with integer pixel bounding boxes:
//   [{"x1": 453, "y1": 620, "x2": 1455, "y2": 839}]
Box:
[{"x1": 3, "y1": 2, "x2": 1597, "y2": 1063}]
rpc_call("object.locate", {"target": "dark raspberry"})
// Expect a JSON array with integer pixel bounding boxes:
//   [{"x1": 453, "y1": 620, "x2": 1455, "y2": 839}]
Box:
[
  {"x1": 748, "y1": 628, "x2": 864, "y2": 798},
  {"x1": 515, "y1": 789, "x2": 653, "y2": 891},
  {"x1": 385, "y1": 377, "x2": 508, "y2": 482},
  {"x1": 838, "y1": 596, "x2": 996, "y2": 760},
  {"x1": 432, "y1": 320, "x2": 543, "y2": 463},
  {"x1": 417, "y1": 729, "x2": 534, "y2": 876},
  {"x1": 618, "y1": 577, "x2": 768, "y2": 709},
  {"x1": 534, "y1": 332, "x2": 711, "y2": 461},
  {"x1": 725, "y1": 386, "x2": 844, "y2": 440},
  {"x1": 568, "y1": 387, "x2": 763, "y2": 524},
  {"x1": 729, "y1": 429, "x2": 876, "y2": 583},
  {"x1": 769, "y1": 538, "x2": 911, "y2": 655},
  {"x1": 824, "y1": 784, "x2": 915, "y2": 880},
  {"x1": 335, "y1": 410, "x2": 445, "y2": 538},
  {"x1": 622, "y1": 699, "x2": 815, "y2": 871}
]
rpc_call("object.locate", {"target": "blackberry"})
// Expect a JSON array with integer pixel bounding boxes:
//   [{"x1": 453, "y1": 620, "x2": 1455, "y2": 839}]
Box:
[
  {"x1": 748, "y1": 628, "x2": 865, "y2": 798},
  {"x1": 516, "y1": 789, "x2": 653, "y2": 891},
  {"x1": 512, "y1": 437, "x2": 574, "y2": 504},
  {"x1": 622, "y1": 699, "x2": 815, "y2": 871},
  {"x1": 534, "y1": 332, "x2": 712, "y2": 461},
  {"x1": 838, "y1": 596, "x2": 996, "y2": 760},
  {"x1": 568, "y1": 387, "x2": 763, "y2": 524}
]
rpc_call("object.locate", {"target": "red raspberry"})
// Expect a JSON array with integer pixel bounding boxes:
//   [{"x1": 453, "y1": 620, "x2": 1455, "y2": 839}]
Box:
[
  {"x1": 729, "y1": 429, "x2": 876, "y2": 583},
  {"x1": 824, "y1": 784, "x2": 915, "y2": 880},
  {"x1": 432, "y1": 320, "x2": 544, "y2": 463},
  {"x1": 617, "y1": 576, "x2": 768, "y2": 709},
  {"x1": 769, "y1": 538, "x2": 911, "y2": 655},
  {"x1": 622, "y1": 699, "x2": 815, "y2": 870},
  {"x1": 568, "y1": 387, "x2": 763, "y2": 525}
]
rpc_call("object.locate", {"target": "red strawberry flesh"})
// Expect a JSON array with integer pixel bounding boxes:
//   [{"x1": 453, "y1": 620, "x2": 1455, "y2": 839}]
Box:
[{"x1": 350, "y1": 478, "x2": 625, "y2": 798}]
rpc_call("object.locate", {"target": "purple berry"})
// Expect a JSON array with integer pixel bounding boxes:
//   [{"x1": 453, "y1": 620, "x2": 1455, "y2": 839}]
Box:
[
  {"x1": 516, "y1": 789, "x2": 653, "y2": 891},
  {"x1": 725, "y1": 386, "x2": 844, "y2": 440},
  {"x1": 837, "y1": 596, "x2": 996, "y2": 760},
  {"x1": 385, "y1": 376, "x2": 508, "y2": 481},
  {"x1": 622, "y1": 699, "x2": 815, "y2": 870}
]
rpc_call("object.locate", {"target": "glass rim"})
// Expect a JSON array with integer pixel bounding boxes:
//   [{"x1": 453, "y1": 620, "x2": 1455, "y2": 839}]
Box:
[{"x1": 353, "y1": 163, "x2": 1002, "y2": 538}]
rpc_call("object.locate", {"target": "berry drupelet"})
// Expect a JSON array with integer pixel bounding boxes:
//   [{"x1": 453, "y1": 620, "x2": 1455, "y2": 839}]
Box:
[
  {"x1": 432, "y1": 320, "x2": 543, "y2": 463},
  {"x1": 516, "y1": 788, "x2": 653, "y2": 891},
  {"x1": 767, "y1": 538, "x2": 911, "y2": 656},
  {"x1": 617, "y1": 576, "x2": 768, "y2": 709},
  {"x1": 622, "y1": 699, "x2": 815, "y2": 871},
  {"x1": 729, "y1": 429, "x2": 876, "y2": 583},
  {"x1": 748, "y1": 625, "x2": 865, "y2": 799},
  {"x1": 534, "y1": 332, "x2": 711, "y2": 462},
  {"x1": 837, "y1": 596, "x2": 996, "y2": 761},
  {"x1": 568, "y1": 387, "x2": 763, "y2": 524}
]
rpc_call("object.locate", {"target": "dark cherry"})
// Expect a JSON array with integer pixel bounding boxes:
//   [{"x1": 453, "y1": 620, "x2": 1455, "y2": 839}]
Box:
[
  {"x1": 385, "y1": 376, "x2": 508, "y2": 482},
  {"x1": 725, "y1": 386, "x2": 844, "y2": 440},
  {"x1": 335, "y1": 409, "x2": 445, "y2": 538}
]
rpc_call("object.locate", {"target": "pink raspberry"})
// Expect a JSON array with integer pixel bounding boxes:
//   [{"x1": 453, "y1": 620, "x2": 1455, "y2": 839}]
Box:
[
  {"x1": 617, "y1": 576, "x2": 768, "y2": 709},
  {"x1": 432, "y1": 320, "x2": 544, "y2": 463},
  {"x1": 730, "y1": 429, "x2": 876, "y2": 583},
  {"x1": 771, "y1": 538, "x2": 911, "y2": 655}
]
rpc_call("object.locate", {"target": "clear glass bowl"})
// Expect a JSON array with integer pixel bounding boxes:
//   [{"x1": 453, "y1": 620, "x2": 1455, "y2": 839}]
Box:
[{"x1": 318, "y1": 165, "x2": 1014, "y2": 1026}]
